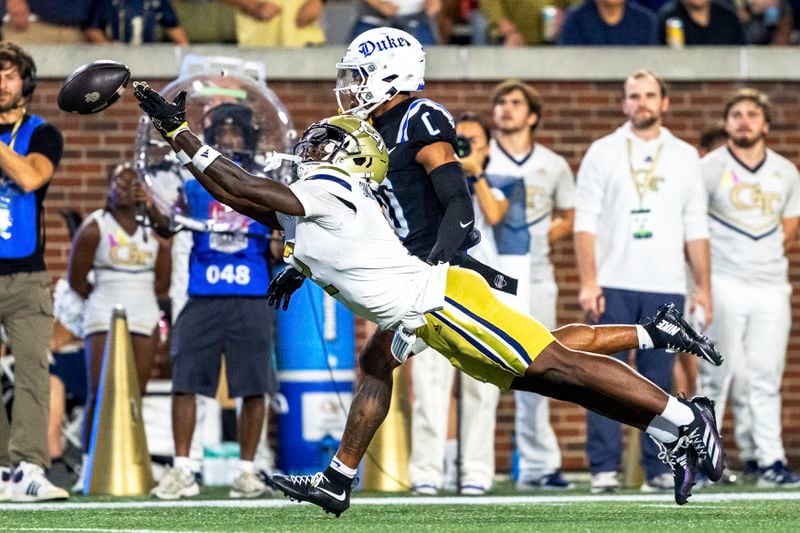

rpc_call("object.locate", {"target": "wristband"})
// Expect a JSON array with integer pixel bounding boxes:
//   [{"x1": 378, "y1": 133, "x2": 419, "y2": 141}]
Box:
[
  {"x1": 191, "y1": 145, "x2": 222, "y2": 173},
  {"x1": 166, "y1": 121, "x2": 189, "y2": 140},
  {"x1": 175, "y1": 150, "x2": 191, "y2": 167}
]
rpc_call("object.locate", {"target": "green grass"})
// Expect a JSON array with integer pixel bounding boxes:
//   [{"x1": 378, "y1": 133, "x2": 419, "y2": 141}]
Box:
[{"x1": 0, "y1": 485, "x2": 798, "y2": 532}]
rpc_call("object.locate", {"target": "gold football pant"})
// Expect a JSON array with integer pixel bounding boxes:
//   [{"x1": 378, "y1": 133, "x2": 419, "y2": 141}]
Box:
[{"x1": 417, "y1": 267, "x2": 555, "y2": 391}]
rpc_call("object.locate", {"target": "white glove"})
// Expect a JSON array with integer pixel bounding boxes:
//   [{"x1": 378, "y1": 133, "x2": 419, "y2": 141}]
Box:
[{"x1": 390, "y1": 327, "x2": 417, "y2": 364}]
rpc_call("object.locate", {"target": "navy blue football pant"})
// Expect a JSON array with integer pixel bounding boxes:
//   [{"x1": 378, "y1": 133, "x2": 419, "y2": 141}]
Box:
[{"x1": 586, "y1": 287, "x2": 684, "y2": 481}]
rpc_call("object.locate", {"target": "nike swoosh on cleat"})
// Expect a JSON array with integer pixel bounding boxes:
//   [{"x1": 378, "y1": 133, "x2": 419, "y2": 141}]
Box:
[{"x1": 316, "y1": 485, "x2": 347, "y2": 502}]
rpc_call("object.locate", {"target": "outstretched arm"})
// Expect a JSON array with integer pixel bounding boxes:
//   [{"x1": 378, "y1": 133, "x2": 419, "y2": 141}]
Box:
[{"x1": 133, "y1": 82, "x2": 304, "y2": 224}]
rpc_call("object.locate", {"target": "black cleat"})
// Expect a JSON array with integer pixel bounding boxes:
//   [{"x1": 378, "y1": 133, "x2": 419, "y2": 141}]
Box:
[
  {"x1": 653, "y1": 435, "x2": 699, "y2": 505},
  {"x1": 270, "y1": 472, "x2": 351, "y2": 517},
  {"x1": 678, "y1": 396, "x2": 725, "y2": 482},
  {"x1": 642, "y1": 303, "x2": 724, "y2": 366}
]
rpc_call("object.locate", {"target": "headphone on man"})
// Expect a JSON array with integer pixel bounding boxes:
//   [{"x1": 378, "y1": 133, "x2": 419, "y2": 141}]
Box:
[{"x1": 22, "y1": 62, "x2": 36, "y2": 98}]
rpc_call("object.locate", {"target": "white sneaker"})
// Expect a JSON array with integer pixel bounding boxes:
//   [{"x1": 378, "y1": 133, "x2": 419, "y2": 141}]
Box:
[
  {"x1": 640, "y1": 472, "x2": 675, "y2": 492},
  {"x1": 411, "y1": 483, "x2": 438, "y2": 496},
  {"x1": 229, "y1": 471, "x2": 269, "y2": 498},
  {"x1": 11, "y1": 462, "x2": 69, "y2": 502},
  {"x1": 459, "y1": 483, "x2": 487, "y2": 496},
  {"x1": 590, "y1": 471, "x2": 619, "y2": 494},
  {"x1": 150, "y1": 467, "x2": 200, "y2": 500},
  {"x1": 0, "y1": 467, "x2": 11, "y2": 501}
]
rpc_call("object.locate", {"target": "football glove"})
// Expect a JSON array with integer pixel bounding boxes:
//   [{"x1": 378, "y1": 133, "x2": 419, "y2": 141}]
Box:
[
  {"x1": 132, "y1": 81, "x2": 188, "y2": 139},
  {"x1": 267, "y1": 266, "x2": 306, "y2": 310}
]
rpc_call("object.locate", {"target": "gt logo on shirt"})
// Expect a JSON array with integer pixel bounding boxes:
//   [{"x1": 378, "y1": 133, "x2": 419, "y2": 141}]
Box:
[
  {"x1": 731, "y1": 182, "x2": 781, "y2": 215},
  {"x1": 206, "y1": 264, "x2": 251, "y2": 285}
]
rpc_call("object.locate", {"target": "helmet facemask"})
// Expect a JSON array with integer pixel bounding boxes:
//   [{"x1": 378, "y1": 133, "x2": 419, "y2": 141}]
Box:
[
  {"x1": 334, "y1": 62, "x2": 393, "y2": 120},
  {"x1": 292, "y1": 115, "x2": 389, "y2": 184}
]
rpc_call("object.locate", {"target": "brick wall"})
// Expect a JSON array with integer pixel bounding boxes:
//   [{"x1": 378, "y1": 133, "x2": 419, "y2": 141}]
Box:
[{"x1": 31, "y1": 78, "x2": 800, "y2": 472}]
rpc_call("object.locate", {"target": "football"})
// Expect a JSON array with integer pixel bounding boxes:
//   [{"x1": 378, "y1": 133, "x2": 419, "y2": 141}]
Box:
[{"x1": 58, "y1": 60, "x2": 131, "y2": 115}]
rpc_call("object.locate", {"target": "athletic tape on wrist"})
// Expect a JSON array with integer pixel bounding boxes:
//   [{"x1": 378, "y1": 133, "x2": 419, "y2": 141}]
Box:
[
  {"x1": 166, "y1": 121, "x2": 189, "y2": 140},
  {"x1": 192, "y1": 145, "x2": 222, "y2": 173},
  {"x1": 175, "y1": 150, "x2": 191, "y2": 167}
]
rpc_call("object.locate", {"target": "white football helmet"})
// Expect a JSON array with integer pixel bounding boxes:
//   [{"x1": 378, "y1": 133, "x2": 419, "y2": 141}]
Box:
[{"x1": 335, "y1": 27, "x2": 426, "y2": 119}]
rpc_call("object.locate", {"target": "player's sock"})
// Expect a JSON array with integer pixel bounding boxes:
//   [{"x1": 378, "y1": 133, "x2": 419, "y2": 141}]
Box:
[
  {"x1": 325, "y1": 455, "x2": 357, "y2": 487},
  {"x1": 636, "y1": 325, "x2": 655, "y2": 350},
  {"x1": 645, "y1": 416, "x2": 679, "y2": 444},
  {"x1": 173, "y1": 456, "x2": 198, "y2": 477},
  {"x1": 659, "y1": 396, "x2": 695, "y2": 428},
  {"x1": 237, "y1": 460, "x2": 255, "y2": 474}
]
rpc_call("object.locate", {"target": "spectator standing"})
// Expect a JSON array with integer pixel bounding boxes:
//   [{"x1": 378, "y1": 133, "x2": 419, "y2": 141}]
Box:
[
  {"x1": 150, "y1": 104, "x2": 274, "y2": 500},
  {"x1": 558, "y1": 0, "x2": 658, "y2": 45},
  {"x1": 226, "y1": 0, "x2": 325, "y2": 46},
  {"x1": 699, "y1": 89, "x2": 800, "y2": 487},
  {"x1": 574, "y1": 69, "x2": 711, "y2": 493},
  {"x1": 85, "y1": 0, "x2": 189, "y2": 45},
  {"x1": 67, "y1": 162, "x2": 171, "y2": 491},
  {"x1": 408, "y1": 113, "x2": 500, "y2": 497},
  {"x1": 351, "y1": 0, "x2": 441, "y2": 44},
  {"x1": 484, "y1": 80, "x2": 575, "y2": 491},
  {"x1": 657, "y1": 0, "x2": 746, "y2": 44},
  {"x1": 479, "y1": 0, "x2": 578, "y2": 45},
  {"x1": 0, "y1": 42, "x2": 68, "y2": 502},
  {"x1": 3, "y1": 0, "x2": 93, "y2": 43}
]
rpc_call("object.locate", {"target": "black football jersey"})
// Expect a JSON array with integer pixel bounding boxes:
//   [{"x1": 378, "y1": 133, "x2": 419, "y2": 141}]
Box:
[{"x1": 371, "y1": 97, "x2": 461, "y2": 259}]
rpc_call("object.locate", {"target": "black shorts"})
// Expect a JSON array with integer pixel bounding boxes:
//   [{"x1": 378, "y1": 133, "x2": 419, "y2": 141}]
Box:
[{"x1": 170, "y1": 297, "x2": 276, "y2": 398}]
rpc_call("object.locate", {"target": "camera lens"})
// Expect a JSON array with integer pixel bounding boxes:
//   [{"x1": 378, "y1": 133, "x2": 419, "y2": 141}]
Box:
[{"x1": 455, "y1": 135, "x2": 471, "y2": 158}]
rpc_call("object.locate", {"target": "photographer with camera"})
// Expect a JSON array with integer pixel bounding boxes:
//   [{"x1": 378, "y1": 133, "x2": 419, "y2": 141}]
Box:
[{"x1": 408, "y1": 113, "x2": 501, "y2": 496}]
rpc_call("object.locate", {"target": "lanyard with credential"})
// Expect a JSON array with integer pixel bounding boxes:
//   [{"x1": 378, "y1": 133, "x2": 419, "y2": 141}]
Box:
[
  {"x1": 5, "y1": 116, "x2": 23, "y2": 151},
  {"x1": 626, "y1": 138, "x2": 663, "y2": 239},
  {"x1": 627, "y1": 138, "x2": 664, "y2": 206}
]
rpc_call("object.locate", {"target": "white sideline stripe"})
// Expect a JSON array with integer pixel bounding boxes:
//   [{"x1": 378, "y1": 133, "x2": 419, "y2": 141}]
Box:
[{"x1": 0, "y1": 491, "x2": 798, "y2": 511}]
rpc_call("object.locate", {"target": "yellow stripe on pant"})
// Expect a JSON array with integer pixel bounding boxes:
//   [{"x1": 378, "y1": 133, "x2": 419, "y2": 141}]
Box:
[{"x1": 417, "y1": 267, "x2": 556, "y2": 391}]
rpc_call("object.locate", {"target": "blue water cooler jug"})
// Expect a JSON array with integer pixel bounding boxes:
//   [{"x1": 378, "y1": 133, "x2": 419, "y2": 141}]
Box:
[{"x1": 276, "y1": 278, "x2": 355, "y2": 474}]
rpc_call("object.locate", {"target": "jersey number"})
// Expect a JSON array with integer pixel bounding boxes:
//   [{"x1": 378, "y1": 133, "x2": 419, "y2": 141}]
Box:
[
  {"x1": 375, "y1": 184, "x2": 410, "y2": 239},
  {"x1": 206, "y1": 264, "x2": 251, "y2": 285}
]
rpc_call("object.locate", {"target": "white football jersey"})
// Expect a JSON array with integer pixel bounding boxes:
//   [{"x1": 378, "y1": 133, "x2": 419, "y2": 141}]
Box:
[
  {"x1": 281, "y1": 166, "x2": 448, "y2": 331},
  {"x1": 703, "y1": 146, "x2": 800, "y2": 286},
  {"x1": 485, "y1": 140, "x2": 574, "y2": 281}
]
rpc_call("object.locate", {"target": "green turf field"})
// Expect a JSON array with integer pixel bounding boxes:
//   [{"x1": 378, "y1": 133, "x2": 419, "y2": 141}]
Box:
[{"x1": 0, "y1": 486, "x2": 798, "y2": 532}]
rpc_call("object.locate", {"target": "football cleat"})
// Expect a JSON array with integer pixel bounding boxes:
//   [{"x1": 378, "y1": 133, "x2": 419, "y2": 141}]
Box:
[
  {"x1": 678, "y1": 396, "x2": 725, "y2": 482},
  {"x1": 642, "y1": 303, "x2": 724, "y2": 366},
  {"x1": 653, "y1": 434, "x2": 699, "y2": 505},
  {"x1": 270, "y1": 472, "x2": 351, "y2": 517}
]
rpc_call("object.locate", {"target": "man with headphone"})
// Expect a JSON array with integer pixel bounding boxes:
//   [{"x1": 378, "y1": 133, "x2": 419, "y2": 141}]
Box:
[{"x1": 0, "y1": 42, "x2": 68, "y2": 501}]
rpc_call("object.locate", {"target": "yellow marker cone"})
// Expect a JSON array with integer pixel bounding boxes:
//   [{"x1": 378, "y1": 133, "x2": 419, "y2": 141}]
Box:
[
  {"x1": 361, "y1": 367, "x2": 411, "y2": 491},
  {"x1": 85, "y1": 306, "x2": 154, "y2": 495}
]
